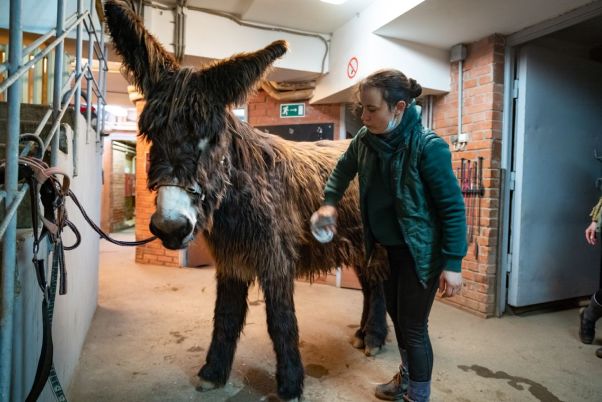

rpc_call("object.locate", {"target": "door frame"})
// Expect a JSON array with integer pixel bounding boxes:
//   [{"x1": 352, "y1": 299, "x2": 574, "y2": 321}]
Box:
[{"x1": 497, "y1": 1, "x2": 602, "y2": 316}]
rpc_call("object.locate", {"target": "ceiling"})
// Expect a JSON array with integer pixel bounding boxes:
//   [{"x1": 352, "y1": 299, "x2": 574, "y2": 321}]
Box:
[
  {"x1": 156, "y1": 0, "x2": 598, "y2": 48},
  {"x1": 376, "y1": 0, "x2": 597, "y2": 49},
  {"x1": 157, "y1": 0, "x2": 377, "y2": 34},
  {"x1": 103, "y1": 0, "x2": 601, "y2": 107}
]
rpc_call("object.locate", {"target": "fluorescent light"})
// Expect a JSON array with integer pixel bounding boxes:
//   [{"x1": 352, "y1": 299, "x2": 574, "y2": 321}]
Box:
[{"x1": 321, "y1": 0, "x2": 348, "y2": 4}]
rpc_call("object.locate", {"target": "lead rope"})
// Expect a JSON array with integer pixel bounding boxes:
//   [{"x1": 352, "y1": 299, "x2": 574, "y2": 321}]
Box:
[{"x1": 67, "y1": 189, "x2": 156, "y2": 246}]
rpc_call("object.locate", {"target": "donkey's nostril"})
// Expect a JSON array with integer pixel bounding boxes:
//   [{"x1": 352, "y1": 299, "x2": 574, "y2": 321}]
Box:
[{"x1": 149, "y1": 213, "x2": 193, "y2": 249}]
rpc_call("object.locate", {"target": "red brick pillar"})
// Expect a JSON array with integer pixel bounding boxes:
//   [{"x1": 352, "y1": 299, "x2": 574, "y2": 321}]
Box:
[
  {"x1": 433, "y1": 35, "x2": 505, "y2": 317},
  {"x1": 129, "y1": 85, "x2": 183, "y2": 266}
]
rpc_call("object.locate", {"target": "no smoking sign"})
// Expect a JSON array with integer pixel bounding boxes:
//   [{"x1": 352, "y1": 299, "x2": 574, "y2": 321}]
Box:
[{"x1": 347, "y1": 57, "x2": 358, "y2": 79}]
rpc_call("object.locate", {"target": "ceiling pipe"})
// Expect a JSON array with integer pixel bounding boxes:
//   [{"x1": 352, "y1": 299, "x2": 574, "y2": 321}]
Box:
[
  {"x1": 174, "y1": 0, "x2": 186, "y2": 63},
  {"x1": 142, "y1": 0, "x2": 330, "y2": 78}
]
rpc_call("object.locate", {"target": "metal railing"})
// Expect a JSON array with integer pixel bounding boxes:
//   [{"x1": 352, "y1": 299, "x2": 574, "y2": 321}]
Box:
[{"x1": 0, "y1": 0, "x2": 107, "y2": 399}]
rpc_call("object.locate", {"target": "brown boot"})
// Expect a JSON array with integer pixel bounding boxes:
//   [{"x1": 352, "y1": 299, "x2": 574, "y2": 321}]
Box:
[{"x1": 375, "y1": 369, "x2": 408, "y2": 401}]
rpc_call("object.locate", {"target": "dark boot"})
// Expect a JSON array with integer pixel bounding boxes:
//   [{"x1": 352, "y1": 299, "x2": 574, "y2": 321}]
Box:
[
  {"x1": 596, "y1": 348, "x2": 602, "y2": 359},
  {"x1": 580, "y1": 295, "x2": 602, "y2": 344},
  {"x1": 375, "y1": 349, "x2": 409, "y2": 401},
  {"x1": 375, "y1": 368, "x2": 409, "y2": 401}
]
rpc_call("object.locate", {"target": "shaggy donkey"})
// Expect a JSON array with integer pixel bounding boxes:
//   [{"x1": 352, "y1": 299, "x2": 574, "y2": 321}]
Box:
[{"x1": 105, "y1": 1, "x2": 389, "y2": 399}]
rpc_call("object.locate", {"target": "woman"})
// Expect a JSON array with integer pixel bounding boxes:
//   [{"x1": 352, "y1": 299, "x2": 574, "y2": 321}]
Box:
[{"x1": 311, "y1": 69, "x2": 467, "y2": 401}]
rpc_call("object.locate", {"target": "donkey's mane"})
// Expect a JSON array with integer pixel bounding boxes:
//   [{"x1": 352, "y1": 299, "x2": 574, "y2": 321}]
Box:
[{"x1": 225, "y1": 114, "x2": 285, "y2": 177}]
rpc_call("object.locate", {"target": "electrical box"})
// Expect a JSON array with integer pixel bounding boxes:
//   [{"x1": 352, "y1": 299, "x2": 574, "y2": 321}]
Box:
[{"x1": 450, "y1": 44, "x2": 467, "y2": 63}]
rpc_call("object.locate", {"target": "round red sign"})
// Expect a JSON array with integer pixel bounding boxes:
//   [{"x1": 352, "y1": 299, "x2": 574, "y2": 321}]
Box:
[{"x1": 347, "y1": 57, "x2": 358, "y2": 79}]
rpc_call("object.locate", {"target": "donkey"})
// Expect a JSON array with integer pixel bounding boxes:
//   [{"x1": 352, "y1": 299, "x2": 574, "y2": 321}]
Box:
[{"x1": 104, "y1": 1, "x2": 389, "y2": 400}]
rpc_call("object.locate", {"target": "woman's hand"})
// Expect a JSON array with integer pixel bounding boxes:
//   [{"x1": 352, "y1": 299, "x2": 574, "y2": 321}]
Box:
[
  {"x1": 585, "y1": 221, "x2": 597, "y2": 246},
  {"x1": 439, "y1": 270, "x2": 462, "y2": 297},
  {"x1": 310, "y1": 205, "x2": 338, "y2": 234}
]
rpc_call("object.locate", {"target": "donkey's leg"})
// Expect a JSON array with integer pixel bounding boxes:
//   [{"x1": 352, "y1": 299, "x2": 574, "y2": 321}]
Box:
[
  {"x1": 261, "y1": 274, "x2": 304, "y2": 400},
  {"x1": 198, "y1": 275, "x2": 250, "y2": 390},
  {"x1": 351, "y1": 269, "x2": 371, "y2": 349},
  {"x1": 355, "y1": 268, "x2": 388, "y2": 356}
]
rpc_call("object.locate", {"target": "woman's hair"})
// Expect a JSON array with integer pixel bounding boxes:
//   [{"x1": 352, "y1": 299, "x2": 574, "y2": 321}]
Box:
[{"x1": 357, "y1": 69, "x2": 422, "y2": 111}]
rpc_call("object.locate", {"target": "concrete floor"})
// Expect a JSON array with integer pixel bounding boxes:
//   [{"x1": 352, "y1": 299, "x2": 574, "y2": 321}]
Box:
[{"x1": 70, "y1": 231, "x2": 602, "y2": 402}]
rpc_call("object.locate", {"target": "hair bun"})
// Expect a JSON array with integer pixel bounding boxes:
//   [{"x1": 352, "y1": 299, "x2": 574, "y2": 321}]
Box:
[{"x1": 409, "y1": 78, "x2": 422, "y2": 98}]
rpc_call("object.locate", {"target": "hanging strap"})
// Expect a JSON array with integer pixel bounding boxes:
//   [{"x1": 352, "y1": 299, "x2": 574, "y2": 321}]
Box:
[
  {"x1": 26, "y1": 241, "x2": 67, "y2": 402},
  {"x1": 18, "y1": 156, "x2": 71, "y2": 402}
]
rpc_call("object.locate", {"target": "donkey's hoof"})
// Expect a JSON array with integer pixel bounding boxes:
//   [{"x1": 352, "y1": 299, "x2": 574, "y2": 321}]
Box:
[
  {"x1": 195, "y1": 376, "x2": 218, "y2": 392},
  {"x1": 364, "y1": 345, "x2": 382, "y2": 357},
  {"x1": 351, "y1": 335, "x2": 365, "y2": 349}
]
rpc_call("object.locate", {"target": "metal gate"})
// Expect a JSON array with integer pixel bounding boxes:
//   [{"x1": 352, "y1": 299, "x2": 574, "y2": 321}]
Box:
[{"x1": 0, "y1": 0, "x2": 107, "y2": 399}]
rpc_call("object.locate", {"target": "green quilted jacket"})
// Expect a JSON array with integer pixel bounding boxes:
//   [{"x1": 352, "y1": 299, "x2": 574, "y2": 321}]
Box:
[{"x1": 323, "y1": 103, "x2": 467, "y2": 285}]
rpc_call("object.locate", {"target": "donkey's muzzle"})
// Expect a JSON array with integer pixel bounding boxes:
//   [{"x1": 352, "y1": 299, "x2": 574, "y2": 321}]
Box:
[{"x1": 149, "y1": 212, "x2": 193, "y2": 249}]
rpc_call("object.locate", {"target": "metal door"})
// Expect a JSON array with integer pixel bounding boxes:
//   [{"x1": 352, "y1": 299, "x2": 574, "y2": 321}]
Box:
[{"x1": 508, "y1": 43, "x2": 602, "y2": 306}]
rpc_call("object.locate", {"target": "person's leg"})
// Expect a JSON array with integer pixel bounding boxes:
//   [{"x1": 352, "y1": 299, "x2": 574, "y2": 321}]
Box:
[
  {"x1": 375, "y1": 246, "x2": 409, "y2": 401},
  {"x1": 580, "y1": 289, "x2": 602, "y2": 344},
  {"x1": 396, "y1": 249, "x2": 439, "y2": 402}
]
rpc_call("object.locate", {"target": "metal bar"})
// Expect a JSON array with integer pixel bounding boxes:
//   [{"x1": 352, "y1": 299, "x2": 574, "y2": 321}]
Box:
[
  {"x1": 0, "y1": 185, "x2": 29, "y2": 240},
  {"x1": 73, "y1": 0, "x2": 83, "y2": 177},
  {"x1": 96, "y1": 29, "x2": 109, "y2": 142},
  {"x1": 50, "y1": 0, "x2": 66, "y2": 166},
  {"x1": 1, "y1": 0, "x2": 22, "y2": 399},
  {"x1": 96, "y1": 25, "x2": 105, "y2": 141},
  {"x1": 84, "y1": 14, "x2": 109, "y2": 74},
  {"x1": 0, "y1": 11, "x2": 89, "y2": 95},
  {"x1": 85, "y1": 0, "x2": 94, "y2": 142},
  {"x1": 85, "y1": 63, "x2": 106, "y2": 104},
  {"x1": 22, "y1": 28, "x2": 56, "y2": 58},
  {"x1": 85, "y1": 13, "x2": 103, "y2": 60},
  {"x1": 43, "y1": 65, "x2": 88, "y2": 153},
  {"x1": 14, "y1": 108, "x2": 52, "y2": 158},
  {"x1": 61, "y1": 69, "x2": 76, "y2": 93},
  {"x1": 32, "y1": 109, "x2": 53, "y2": 138},
  {"x1": 64, "y1": 10, "x2": 78, "y2": 29}
]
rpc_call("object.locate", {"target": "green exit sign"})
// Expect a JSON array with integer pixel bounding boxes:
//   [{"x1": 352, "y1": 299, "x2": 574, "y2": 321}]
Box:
[{"x1": 280, "y1": 103, "x2": 305, "y2": 118}]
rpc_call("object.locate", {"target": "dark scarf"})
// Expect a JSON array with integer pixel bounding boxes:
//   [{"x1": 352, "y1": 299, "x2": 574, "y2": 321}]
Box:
[{"x1": 364, "y1": 101, "x2": 419, "y2": 178}]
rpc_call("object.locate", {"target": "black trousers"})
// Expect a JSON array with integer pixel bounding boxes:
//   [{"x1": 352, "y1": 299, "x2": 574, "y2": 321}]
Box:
[
  {"x1": 384, "y1": 246, "x2": 439, "y2": 382},
  {"x1": 597, "y1": 244, "x2": 602, "y2": 300}
]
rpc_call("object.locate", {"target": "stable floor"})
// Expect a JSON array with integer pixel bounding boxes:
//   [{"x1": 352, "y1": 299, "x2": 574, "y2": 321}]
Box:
[{"x1": 70, "y1": 231, "x2": 602, "y2": 402}]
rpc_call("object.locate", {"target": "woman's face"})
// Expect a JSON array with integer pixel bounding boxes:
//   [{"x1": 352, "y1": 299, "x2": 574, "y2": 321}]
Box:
[{"x1": 359, "y1": 87, "x2": 405, "y2": 135}]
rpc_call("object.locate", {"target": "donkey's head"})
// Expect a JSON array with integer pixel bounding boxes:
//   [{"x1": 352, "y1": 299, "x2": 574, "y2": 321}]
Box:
[{"x1": 105, "y1": 0, "x2": 287, "y2": 249}]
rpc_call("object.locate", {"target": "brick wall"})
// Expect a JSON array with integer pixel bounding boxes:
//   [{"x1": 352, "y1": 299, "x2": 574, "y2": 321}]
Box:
[
  {"x1": 111, "y1": 149, "x2": 126, "y2": 228},
  {"x1": 133, "y1": 97, "x2": 183, "y2": 267},
  {"x1": 432, "y1": 34, "x2": 505, "y2": 317},
  {"x1": 101, "y1": 137, "x2": 112, "y2": 233},
  {"x1": 248, "y1": 90, "x2": 341, "y2": 136}
]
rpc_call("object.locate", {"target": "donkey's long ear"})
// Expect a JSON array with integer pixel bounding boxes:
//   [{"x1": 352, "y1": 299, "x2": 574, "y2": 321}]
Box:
[
  {"x1": 104, "y1": 0, "x2": 178, "y2": 95},
  {"x1": 199, "y1": 40, "x2": 288, "y2": 106}
]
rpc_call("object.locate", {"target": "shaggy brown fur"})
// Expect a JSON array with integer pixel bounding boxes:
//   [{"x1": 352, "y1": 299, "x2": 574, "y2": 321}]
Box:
[{"x1": 104, "y1": 1, "x2": 388, "y2": 400}]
